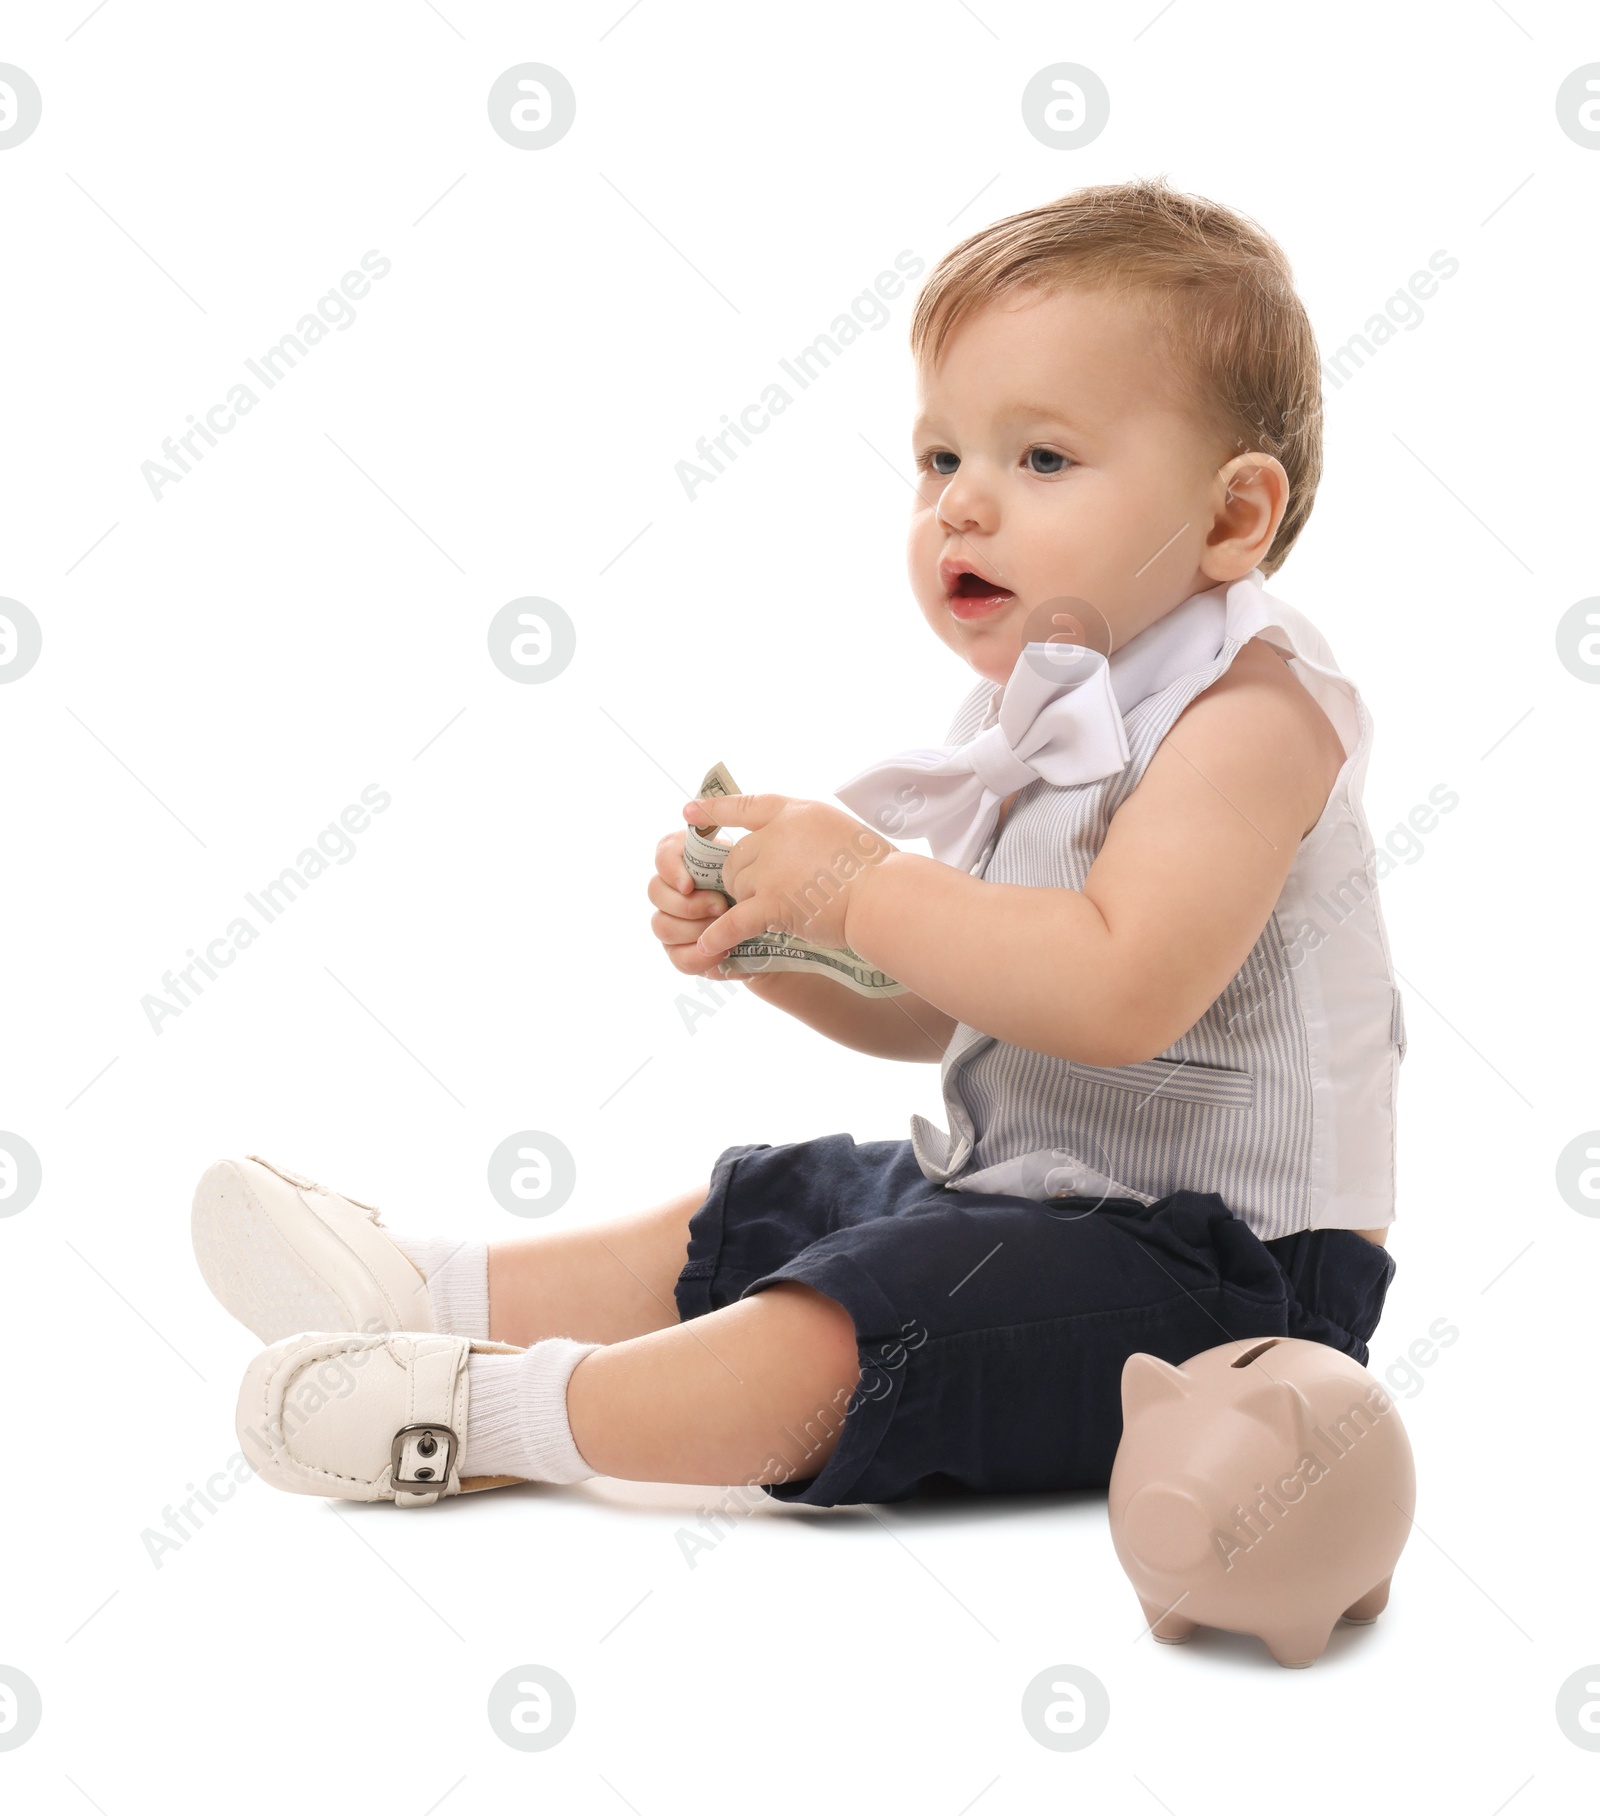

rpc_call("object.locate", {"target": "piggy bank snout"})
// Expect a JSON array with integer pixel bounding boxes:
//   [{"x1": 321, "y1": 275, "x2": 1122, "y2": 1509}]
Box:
[{"x1": 1119, "y1": 1480, "x2": 1213, "y2": 1575}]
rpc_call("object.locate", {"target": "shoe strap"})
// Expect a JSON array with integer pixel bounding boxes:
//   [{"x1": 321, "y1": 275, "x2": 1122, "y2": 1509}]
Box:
[{"x1": 390, "y1": 1338, "x2": 465, "y2": 1507}]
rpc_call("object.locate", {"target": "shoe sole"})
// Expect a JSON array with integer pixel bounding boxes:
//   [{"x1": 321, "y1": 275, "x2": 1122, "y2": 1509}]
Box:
[{"x1": 192, "y1": 1157, "x2": 430, "y2": 1343}]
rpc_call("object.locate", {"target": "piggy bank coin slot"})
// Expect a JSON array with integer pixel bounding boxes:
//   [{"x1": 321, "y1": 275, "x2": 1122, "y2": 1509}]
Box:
[{"x1": 1230, "y1": 1338, "x2": 1282, "y2": 1367}]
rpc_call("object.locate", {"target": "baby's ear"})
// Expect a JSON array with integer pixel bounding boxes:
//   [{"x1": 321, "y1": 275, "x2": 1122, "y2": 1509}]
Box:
[{"x1": 1210, "y1": 453, "x2": 1290, "y2": 577}]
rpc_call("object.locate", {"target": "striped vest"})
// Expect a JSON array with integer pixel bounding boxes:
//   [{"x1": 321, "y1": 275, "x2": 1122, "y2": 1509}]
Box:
[{"x1": 908, "y1": 574, "x2": 1404, "y2": 1239}]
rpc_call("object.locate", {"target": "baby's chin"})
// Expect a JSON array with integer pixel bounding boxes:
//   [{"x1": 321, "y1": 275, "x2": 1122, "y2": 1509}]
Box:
[
  {"x1": 970, "y1": 648, "x2": 1026, "y2": 688},
  {"x1": 958, "y1": 615, "x2": 1033, "y2": 683},
  {"x1": 916, "y1": 594, "x2": 1033, "y2": 686},
  {"x1": 952, "y1": 630, "x2": 1027, "y2": 689}
]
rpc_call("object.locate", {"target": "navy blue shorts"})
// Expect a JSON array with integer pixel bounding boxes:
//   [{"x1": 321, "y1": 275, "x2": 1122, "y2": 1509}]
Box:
[{"x1": 674, "y1": 1132, "x2": 1397, "y2": 1509}]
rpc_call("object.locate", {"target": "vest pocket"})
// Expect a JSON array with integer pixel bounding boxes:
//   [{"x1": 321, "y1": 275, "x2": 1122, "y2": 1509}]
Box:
[{"x1": 1067, "y1": 1054, "x2": 1256, "y2": 1109}]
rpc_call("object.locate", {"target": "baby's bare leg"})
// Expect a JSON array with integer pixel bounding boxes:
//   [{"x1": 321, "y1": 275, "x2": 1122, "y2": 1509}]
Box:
[
  {"x1": 566, "y1": 1281, "x2": 861, "y2": 1486},
  {"x1": 487, "y1": 1181, "x2": 709, "y2": 1347}
]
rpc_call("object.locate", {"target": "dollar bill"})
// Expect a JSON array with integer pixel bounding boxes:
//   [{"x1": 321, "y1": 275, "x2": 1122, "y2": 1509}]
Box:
[{"x1": 682, "y1": 761, "x2": 907, "y2": 998}]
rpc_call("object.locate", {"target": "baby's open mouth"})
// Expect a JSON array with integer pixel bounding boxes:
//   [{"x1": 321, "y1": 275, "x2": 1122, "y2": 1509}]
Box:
[
  {"x1": 949, "y1": 571, "x2": 1015, "y2": 600},
  {"x1": 951, "y1": 570, "x2": 1009, "y2": 599},
  {"x1": 944, "y1": 570, "x2": 1017, "y2": 621}
]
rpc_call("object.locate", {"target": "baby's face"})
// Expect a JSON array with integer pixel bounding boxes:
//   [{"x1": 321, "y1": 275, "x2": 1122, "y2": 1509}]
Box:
[{"x1": 907, "y1": 284, "x2": 1234, "y2": 688}]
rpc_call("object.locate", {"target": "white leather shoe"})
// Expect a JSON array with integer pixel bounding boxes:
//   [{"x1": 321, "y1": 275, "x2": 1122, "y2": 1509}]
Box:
[
  {"x1": 237, "y1": 1329, "x2": 524, "y2": 1506},
  {"x1": 192, "y1": 1154, "x2": 434, "y2": 1343}
]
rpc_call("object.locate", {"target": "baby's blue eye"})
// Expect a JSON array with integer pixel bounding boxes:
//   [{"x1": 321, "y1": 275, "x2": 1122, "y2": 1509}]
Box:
[
  {"x1": 1028, "y1": 448, "x2": 1068, "y2": 475},
  {"x1": 927, "y1": 450, "x2": 959, "y2": 476}
]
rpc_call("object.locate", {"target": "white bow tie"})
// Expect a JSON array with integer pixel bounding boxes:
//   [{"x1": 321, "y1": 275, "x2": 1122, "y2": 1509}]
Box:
[{"x1": 835, "y1": 577, "x2": 1249, "y2": 873}]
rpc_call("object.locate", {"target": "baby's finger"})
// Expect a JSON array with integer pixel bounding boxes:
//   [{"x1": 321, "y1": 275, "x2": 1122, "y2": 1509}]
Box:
[
  {"x1": 698, "y1": 899, "x2": 769, "y2": 959},
  {"x1": 651, "y1": 910, "x2": 708, "y2": 949},
  {"x1": 653, "y1": 830, "x2": 696, "y2": 895},
  {"x1": 655, "y1": 827, "x2": 733, "y2": 896},
  {"x1": 647, "y1": 874, "x2": 726, "y2": 920},
  {"x1": 656, "y1": 925, "x2": 742, "y2": 980}
]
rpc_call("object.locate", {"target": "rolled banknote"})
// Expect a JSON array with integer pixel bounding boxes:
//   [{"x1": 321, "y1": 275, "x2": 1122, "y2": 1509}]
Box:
[{"x1": 682, "y1": 761, "x2": 907, "y2": 998}]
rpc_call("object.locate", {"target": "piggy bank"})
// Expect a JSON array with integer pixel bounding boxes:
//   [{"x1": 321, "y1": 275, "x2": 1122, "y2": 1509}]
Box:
[{"x1": 1108, "y1": 1335, "x2": 1415, "y2": 1667}]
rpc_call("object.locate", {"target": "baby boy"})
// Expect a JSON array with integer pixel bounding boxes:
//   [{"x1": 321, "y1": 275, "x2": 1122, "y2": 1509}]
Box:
[{"x1": 193, "y1": 177, "x2": 1401, "y2": 1511}]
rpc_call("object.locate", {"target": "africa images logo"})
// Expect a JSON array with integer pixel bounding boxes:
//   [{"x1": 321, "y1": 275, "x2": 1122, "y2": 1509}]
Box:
[{"x1": 140, "y1": 785, "x2": 390, "y2": 1033}]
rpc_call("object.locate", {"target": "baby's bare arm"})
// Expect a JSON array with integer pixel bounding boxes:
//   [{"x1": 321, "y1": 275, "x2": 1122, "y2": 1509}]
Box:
[
  {"x1": 741, "y1": 970, "x2": 957, "y2": 1061},
  {"x1": 843, "y1": 639, "x2": 1344, "y2": 1069}
]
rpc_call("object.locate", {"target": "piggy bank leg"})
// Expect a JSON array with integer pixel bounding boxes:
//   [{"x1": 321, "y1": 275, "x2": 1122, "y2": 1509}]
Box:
[
  {"x1": 1138, "y1": 1596, "x2": 1199, "y2": 1644},
  {"x1": 1261, "y1": 1620, "x2": 1335, "y2": 1668},
  {"x1": 1340, "y1": 1573, "x2": 1393, "y2": 1625}
]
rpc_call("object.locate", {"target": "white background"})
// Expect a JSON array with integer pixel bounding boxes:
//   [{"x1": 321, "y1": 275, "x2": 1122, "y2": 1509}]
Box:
[{"x1": 3, "y1": 1, "x2": 1597, "y2": 1809}]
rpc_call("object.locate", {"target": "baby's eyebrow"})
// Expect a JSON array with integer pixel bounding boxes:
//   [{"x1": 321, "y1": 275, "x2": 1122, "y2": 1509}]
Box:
[
  {"x1": 912, "y1": 402, "x2": 1091, "y2": 438},
  {"x1": 997, "y1": 400, "x2": 1090, "y2": 431}
]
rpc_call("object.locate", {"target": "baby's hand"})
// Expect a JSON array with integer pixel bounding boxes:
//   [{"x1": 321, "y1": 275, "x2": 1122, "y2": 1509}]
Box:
[
  {"x1": 682, "y1": 792, "x2": 895, "y2": 959},
  {"x1": 649, "y1": 827, "x2": 742, "y2": 980}
]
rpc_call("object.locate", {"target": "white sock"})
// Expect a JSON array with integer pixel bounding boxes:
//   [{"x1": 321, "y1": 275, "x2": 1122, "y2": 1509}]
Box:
[
  {"x1": 462, "y1": 1338, "x2": 601, "y2": 1483},
  {"x1": 392, "y1": 1235, "x2": 490, "y2": 1340}
]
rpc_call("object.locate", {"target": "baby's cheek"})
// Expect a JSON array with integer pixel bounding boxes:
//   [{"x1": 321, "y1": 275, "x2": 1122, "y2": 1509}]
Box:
[{"x1": 906, "y1": 510, "x2": 941, "y2": 569}]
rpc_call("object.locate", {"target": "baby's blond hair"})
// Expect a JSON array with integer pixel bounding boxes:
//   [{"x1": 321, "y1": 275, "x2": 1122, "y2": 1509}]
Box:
[{"x1": 910, "y1": 176, "x2": 1322, "y2": 577}]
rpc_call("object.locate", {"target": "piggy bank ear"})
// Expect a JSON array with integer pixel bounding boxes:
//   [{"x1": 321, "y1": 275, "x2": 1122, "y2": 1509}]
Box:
[
  {"x1": 1121, "y1": 1352, "x2": 1192, "y2": 1424},
  {"x1": 1233, "y1": 1372, "x2": 1313, "y2": 1445}
]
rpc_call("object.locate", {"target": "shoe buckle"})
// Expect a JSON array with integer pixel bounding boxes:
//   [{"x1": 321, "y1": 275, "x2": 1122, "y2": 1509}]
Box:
[{"x1": 391, "y1": 1423, "x2": 458, "y2": 1493}]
